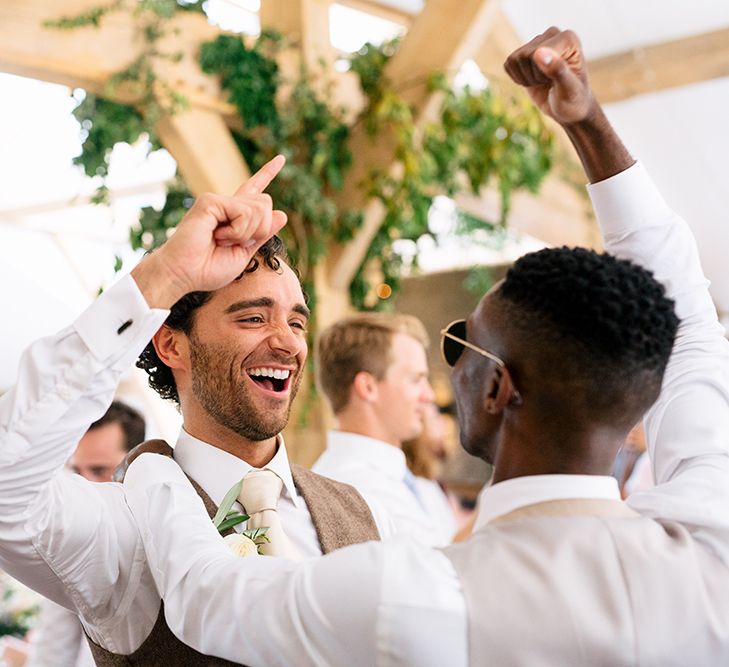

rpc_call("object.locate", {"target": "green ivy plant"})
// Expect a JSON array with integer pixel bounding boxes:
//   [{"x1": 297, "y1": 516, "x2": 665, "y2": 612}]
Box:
[
  {"x1": 49, "y1": 0, "x2": 204, "y2": 193},
  {"x1": 346, "y1": 40, "x2": 552, "y2": 306},
  {"x1": 49, "y1": 6, "x2": 554, "y2": 311}
]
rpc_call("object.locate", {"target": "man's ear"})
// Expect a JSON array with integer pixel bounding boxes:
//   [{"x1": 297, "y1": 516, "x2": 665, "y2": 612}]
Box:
[
  {"x1": 351, "y1": 370, "x2": 379, "y2": 403},
  {"x1": 484, "y1": 366, "x2": 521, "y2": 414},
  {"x1": 152, "y1": 325, "x2": 188, "y2": 371}
]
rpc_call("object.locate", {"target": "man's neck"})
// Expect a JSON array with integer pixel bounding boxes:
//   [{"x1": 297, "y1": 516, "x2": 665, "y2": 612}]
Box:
[
  {"x1": 490, "y1": 426, "x2": 621, "y2": 485},
  {"x1": 334, "y1": 413, "x2": 402, "y2": 448},
  {"x1": 183, "y1": 420, "x2": 278, "y2": 469}
]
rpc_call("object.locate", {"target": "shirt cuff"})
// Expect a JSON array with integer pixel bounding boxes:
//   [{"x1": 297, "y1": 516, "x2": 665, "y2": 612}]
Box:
[
  {"x1": 587, "y1": 161, "x2": 674, "y2": 237},
  {"x1": 74, "y1": 274, "x2": 169, "y2": 364}
]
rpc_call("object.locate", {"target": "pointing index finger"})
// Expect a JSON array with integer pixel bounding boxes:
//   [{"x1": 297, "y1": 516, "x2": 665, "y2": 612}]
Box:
[{"x1": 234, "y1": 154, "x2": 286, "y2": 198}]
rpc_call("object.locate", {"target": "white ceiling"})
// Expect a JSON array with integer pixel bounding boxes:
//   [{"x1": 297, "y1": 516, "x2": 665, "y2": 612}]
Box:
[{"x1": 501, "y1": 0, "x2": 729, "y2": 59}]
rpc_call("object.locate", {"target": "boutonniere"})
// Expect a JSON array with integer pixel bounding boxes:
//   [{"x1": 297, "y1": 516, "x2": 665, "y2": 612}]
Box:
[{"x1": 213, "y1": 479, "x2": 270, "y2": 557}]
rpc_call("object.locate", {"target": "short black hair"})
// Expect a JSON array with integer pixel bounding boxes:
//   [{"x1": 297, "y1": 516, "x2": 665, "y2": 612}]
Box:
[
  {"x1": 89, "y1": 400, "x2": 146, "y2": 452},
  {"x1": 496, "y1": 246, "x2": 679, "y2": 421},
  {"x1": 136, "y1": 236, "x2": 294, "y2": 404}
]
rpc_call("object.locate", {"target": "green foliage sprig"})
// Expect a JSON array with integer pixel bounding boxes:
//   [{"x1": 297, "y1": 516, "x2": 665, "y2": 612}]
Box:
[
  {"x1": 51, "y1": 6, "x2": 554, "y2": 311},
  {"x1": 199, "y1": 30, "x2": 282, "y2": 132},
  {"x1": 347, "y1": 40, "x2": 553, "y2": 307},
  {"x1": 73, "y1": 94, "x2": 160, "y2": 180},
  {"x1": 197, "y1": 33, "x2": 360, "y2": 309},
  {"x1": 46, "y1": 0, "x2": 204, "y2": 30},
  {"x1": 52, "y1": 0, "x2": 199, "y2": 201},
  {"x1": 133, "y1": 179, "x2": 193, "y2": 251},
  {"x1": 44, "y1": 0, "x2": 125, "y2": 29},
  {"x1": 214, "y1": 480, "x2": 270, "y2": 555},
  {"x1": 212, "y1": 479, "x2": 249, "y2": 532}
]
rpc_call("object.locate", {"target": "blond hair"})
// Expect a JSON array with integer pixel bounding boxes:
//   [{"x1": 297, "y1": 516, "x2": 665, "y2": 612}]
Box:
[{"x1": 316, "y1": 312, "x2": 429, "y2": 414}]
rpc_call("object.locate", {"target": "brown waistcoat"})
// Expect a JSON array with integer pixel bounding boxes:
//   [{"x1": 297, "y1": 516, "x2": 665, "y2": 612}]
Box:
[{"x1": 88, "y1": 442, "x2": 380, "y2": 666}]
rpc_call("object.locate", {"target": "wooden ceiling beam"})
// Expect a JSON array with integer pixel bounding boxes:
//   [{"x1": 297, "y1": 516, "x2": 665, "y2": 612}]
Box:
[
  {"x1": 0, "y1": 1, "x2": 237, "y2": 119},
  {"x1": 456, "y1": 177, "x2": 602, "y2": 252},
  {"x1": 0, "y1": 0, "x2": 248, "y2": 196},
  {"x1": 336, "y1": 0, "x2": 416, "y2": 24},
  {"x1": 586, "y1": 26, "x2": 729, "y2": 104},
  {"x1": 260, "y1": 0, "x2": 337, "y2": 84},
  {"x1": 155, "y1": 108, "x2": 248, "y2": 196},
  {"x1": 473, "y1": 15, "x2": 729, "y2": 104}
]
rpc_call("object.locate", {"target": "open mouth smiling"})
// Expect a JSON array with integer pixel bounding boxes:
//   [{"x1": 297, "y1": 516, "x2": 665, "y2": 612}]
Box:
[{"x1": 246, "y1": 367, "x2": 293, "y2": 394}]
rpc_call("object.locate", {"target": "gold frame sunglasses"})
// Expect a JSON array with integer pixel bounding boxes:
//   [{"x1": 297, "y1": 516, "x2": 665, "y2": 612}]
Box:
[{"x1": 440, "y1": 319, "x2": 505, "y2": 368}]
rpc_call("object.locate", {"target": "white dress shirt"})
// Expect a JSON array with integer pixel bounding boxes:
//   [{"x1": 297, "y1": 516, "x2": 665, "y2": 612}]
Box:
[
  {"x1": 413, "y1": 476, "x2": 457, "y2": 540},
  {"x1": 123, "y1": 161, "x2": 729, "y2": 666},
  {"x1": 0, "y1": 273, "x2": 388, "y2": 655},
  {"x1": 0, "y1": 275, "x2": 165, "y2": 653},
  {"x1": 313, "y1": 431, "x2": 450, "y2": 545}
]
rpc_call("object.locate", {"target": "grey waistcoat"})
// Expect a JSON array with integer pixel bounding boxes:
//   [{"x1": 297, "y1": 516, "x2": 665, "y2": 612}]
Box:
[{"x1": 443, "y1": 498, "x2": 729, "y2": 666}]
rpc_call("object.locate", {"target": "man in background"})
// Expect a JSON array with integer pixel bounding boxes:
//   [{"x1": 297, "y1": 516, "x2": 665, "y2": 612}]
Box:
[
  {"x1": 402, "y1": 401, "x2": 459, "y2": 539},
  {"x1": 312, "y1": 313, "x2": 451, "y2": 545},
  {"x1": 67, "y1": 401, "x2": 146, "y2": 483}
]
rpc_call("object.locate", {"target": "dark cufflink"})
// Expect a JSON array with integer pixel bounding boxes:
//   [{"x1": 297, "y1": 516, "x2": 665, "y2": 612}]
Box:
[{"x1": 117, "y1": 319, "x2": 133, "y2": 335}]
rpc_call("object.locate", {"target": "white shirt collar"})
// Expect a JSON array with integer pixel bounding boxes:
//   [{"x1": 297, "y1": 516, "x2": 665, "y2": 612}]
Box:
[
  {"x1": 173, "y1": 429, "x2": 302, "y2": 508},
  {"x1": 325, "y1": 430, "x2": 408, "y2": 481},
  {"x1": 474, "y1": 474, "x2": 621, "y2": 531}
]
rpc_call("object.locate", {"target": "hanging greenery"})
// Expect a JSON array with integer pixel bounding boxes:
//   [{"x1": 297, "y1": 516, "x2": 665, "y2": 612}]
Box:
[
  {"x1": 48, "y1": 0, "x2": 203, "y2": 197},
  {"x1": 346, "y1": 39, "x2": 552, "y2": 306},
  {"x1": 196, "y1": 32, "x2": 362, "y2": 307},
  {"x1": 48, "y1": 4, "x2": 554, "y2": 310},
  {"x1": 72, "y1": 95, "x2": 160, "y2": 179}
]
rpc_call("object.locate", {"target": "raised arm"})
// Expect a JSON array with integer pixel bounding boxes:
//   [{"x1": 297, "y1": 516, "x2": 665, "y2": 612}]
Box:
[
  {"x1": 0, "y1": 156, "x2": 289, "y2": 610},
  {"x1": 503, "y1": 27, "x2": 634, "y2": 183},
  {"x1": 506, "y1": 29, "x2": 729, "y2": 564},
  {"x1": 0, "y1": 274, "x2": 165, "y2": 609}
]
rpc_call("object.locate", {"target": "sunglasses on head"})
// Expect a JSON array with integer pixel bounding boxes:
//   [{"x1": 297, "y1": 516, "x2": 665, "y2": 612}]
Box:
[{"x1": 439, "y1": 319, "x2": 506, "y2": 368}]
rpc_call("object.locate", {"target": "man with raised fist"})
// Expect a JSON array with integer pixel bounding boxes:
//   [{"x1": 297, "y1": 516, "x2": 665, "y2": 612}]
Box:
[{"x1": 122, "y1": 29, "x2": 729, "y2": 666}]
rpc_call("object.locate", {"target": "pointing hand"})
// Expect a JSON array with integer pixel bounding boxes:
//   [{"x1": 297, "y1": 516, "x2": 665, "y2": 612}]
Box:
[{"x1": 133, "y1": 155, "x2": 288, "y2": 308}]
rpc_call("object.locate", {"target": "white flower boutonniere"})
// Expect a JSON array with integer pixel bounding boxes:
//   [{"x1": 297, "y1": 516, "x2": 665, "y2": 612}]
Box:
[
  {"x1": 213, "y1": 480, "x2": 270, "y2": 557},
  {"x1": 223, "y1": 533, "x2": 260, "y2": 558}
]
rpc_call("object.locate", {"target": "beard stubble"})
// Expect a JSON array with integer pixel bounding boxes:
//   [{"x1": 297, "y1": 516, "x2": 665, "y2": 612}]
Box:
[{"x1": 189, "y1": 334, "x2": 302, "y2": 441}]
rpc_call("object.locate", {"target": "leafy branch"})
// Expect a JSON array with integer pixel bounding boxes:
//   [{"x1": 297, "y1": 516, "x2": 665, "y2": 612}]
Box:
[
  {"x1": 49, "y1": 7, "x2": 554, "y2": 311},
  {"x1": 347, "y1": 40, "x2": 553, "y2": 307}
]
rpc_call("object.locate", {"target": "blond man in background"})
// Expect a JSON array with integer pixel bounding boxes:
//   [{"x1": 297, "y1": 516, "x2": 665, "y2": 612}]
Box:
[{"x1": 312, "y1": 313, "x2": 454, "y2": 545}]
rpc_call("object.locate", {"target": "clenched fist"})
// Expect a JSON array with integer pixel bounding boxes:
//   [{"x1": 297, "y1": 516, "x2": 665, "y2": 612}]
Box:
[{"x1": 504, "y1": 27, "x2": 597, "y2": 126}]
